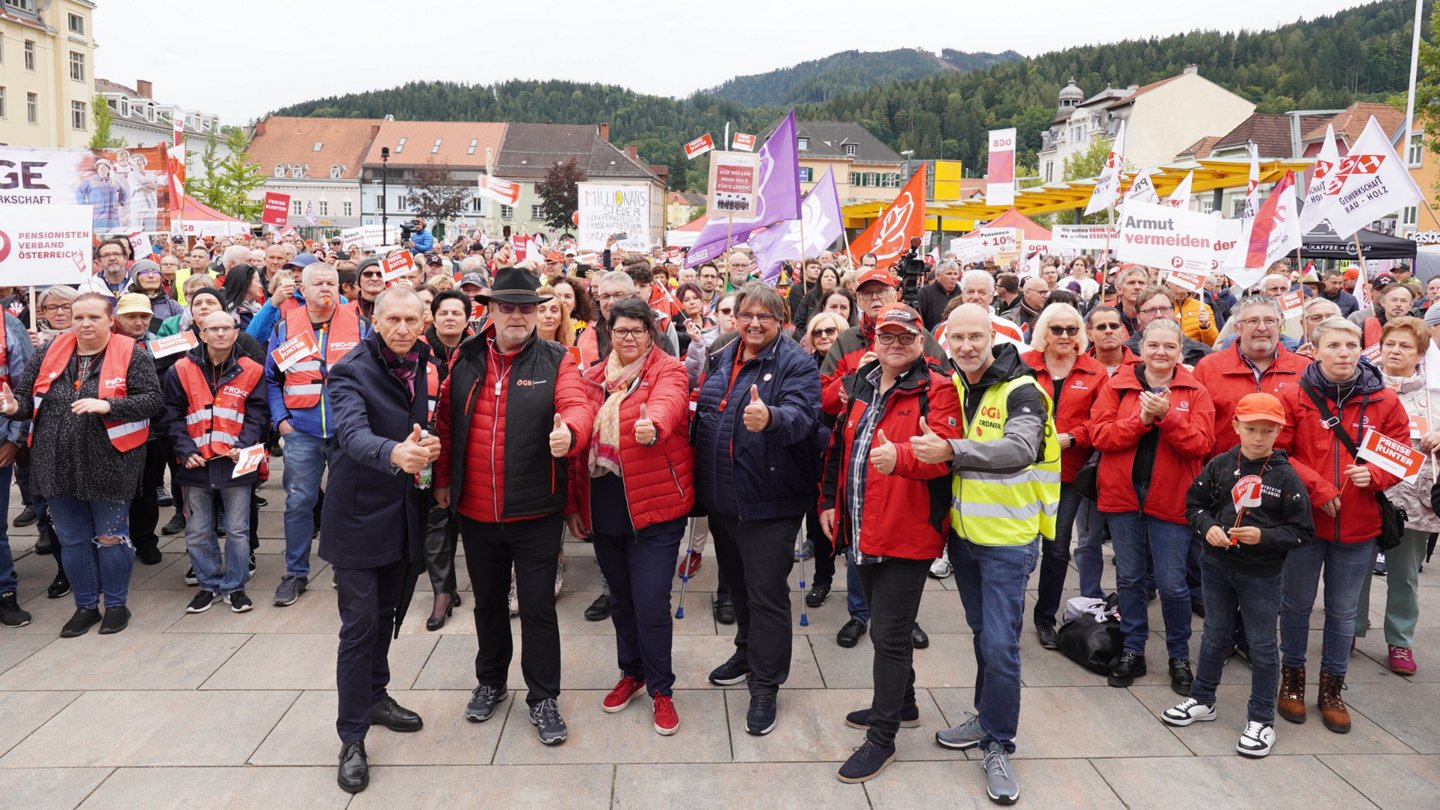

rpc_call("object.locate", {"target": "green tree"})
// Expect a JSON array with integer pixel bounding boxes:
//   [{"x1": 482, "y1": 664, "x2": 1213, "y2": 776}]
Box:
[
  {"x1": 535, "y1": 158, "x2": 586, "y2": 230},
  {"x1": 88, "y1": 95, "x2": 126, "y2": 149},
  {"x1": 190, "y1": 128, "x2": 264, "y2": 221}
]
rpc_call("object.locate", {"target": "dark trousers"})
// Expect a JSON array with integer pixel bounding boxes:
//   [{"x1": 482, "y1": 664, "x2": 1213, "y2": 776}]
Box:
[
  {"x1": 423, "y1": 502, "x2": 459, "y2": 596},
  {"x1": 128, "y1": 441, "x2": 166, "y2": 555},
  {"x1": 1191, "y1": 553, "x2": 1282, "y2": 723},
  {"x1": 593, "y1": 518, "x2": 686, "y2": 696},
  {"x1": 805, "y1": 506, "x2": 835, "y2": 587},
  {"x1": 710, "y1": 512, "x2": 801, "y2": 696},
  {"x1": 333, "y1": 557, "x2": 405, "y2": 743},
  {"x1": 1034, "y1": 483, "x2": 1083, "y2": 625},
  {"x1": 856, "y1": 556, "x2": 930, "y2": 747},
  {"x1": 461, "y1": 513, "x2": 564, "y2": 707}
]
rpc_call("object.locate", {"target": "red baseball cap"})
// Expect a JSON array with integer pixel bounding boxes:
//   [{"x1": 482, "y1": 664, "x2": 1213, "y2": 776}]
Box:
[
  {"x1": 855, "y1": 268, "x2": 897, "y2": 290},
  {"x1": 1234, "y1": 392, "x2": 1287, "y2": 426},
  {"x1": 875, "y1": 303, "x2": 923, "y2": 334}
]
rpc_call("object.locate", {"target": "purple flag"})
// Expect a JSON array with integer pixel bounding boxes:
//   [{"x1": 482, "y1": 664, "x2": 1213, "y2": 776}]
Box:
[
  {"x1": 685, "y1": 110, "x2": 801, "y2": 268},
  {"x1": 749, "y1": 168, "x2": 844, "y2": 284}
]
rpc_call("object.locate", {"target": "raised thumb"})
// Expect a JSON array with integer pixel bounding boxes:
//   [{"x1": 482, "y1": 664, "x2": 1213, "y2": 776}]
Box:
[
  {"x1": 875, "y1": 429, "x2": 889, "y2": 446},
  {"x1": 409, "y1": 423, "x2": 423, "y2": 442},
  {"x1": 918, "y1": 419, "x2": 935, "y2": 435},
  {"x1": 749, "y1": 384, "x2": 760, "y2": 403},
  {"x1": 639, "y1": 403, "x2": 650, "y2": 421},
  {"x1": 553, "y1": 413, "x2": 566, "y2": 431}
]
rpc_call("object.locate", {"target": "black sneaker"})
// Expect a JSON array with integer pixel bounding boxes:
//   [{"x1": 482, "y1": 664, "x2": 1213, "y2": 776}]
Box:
[
  {"x1": 1035, "y1": 620, "x2": 1059, "y2": 650},
  {"x1": 183, "y1": 567, "x2": 199, "y2": 587},
  {"x1": 465, "y1": 684, "x2": 507, "y2": 722},
  {"x1": 805, "y1": 581, "x2": 831, "y2": 608},
  {"x1": 708, "y1": 650, "x2": 751, "y2": 686},
  {"x1": 12, "y1": 506, "x2": 37, "y2": 527},
  {"x1": 529, "y1": 698, "x2": 568, "y2": 745},
  {"x1": 60, "y1": 607, "x2": 102, "y2": 638},
  {"x1": 98, "y1": 605, "x2": 130, "y2": 635},
  {"x1": 746, "y1": 692, "x2": 777, "y2": 736},
  {"x1": 156, "y1": 486, "x2": 173, "y2": 508},
  {"x1": 1107, "y1": 652, "x2": 1146, "y2": 687},
  {"x1": 584, "y1": 594, "x2": 611, "y2": 621},
  {"x1": 225, "y1": 591, "x2": 254, "y2": 613},
  {"x1": 837, "y1": 618, "x2": 868, "y2": 648},
  {"x1": 837, "y1": 738, "x2": 896, "y2": 784},
  {"x1": 47, "y1": 574, "x2": 71, "y2": 599},
  {"x1": 186, "y1": 591, "x2": 218, "y2": 614},
  {"x1": 1168, "y1": 658, "x2": 1194, "y2": 697},
  {"x1": 845, "y1": 704, "x2": 920, "y2": 729},
  {"x1": 160, "y1": 513, "x2": 186, "y2": 536},
  {"x1": 0, "y1": 591, "x2": 32, "y2": 628},
  {"x1": 248, "y1": 553, "x2": 257, "y2": 574},
  {"x1": 273, "y1": 575, "x2": 308, "y2": 607},
  {"x1": 33, "y1": 525, "x2": 54, "y2": 555}
]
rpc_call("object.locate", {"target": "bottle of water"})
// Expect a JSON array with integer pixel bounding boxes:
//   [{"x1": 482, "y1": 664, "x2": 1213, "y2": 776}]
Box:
[{"x1": 415, "y1": 429, "x2": 433, "y2": 489}]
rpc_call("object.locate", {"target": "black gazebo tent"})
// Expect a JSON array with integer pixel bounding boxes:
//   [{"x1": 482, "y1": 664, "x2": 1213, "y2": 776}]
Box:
[{"x1": 1300, "y1": 223, "x2": 1417, "y2": 261}]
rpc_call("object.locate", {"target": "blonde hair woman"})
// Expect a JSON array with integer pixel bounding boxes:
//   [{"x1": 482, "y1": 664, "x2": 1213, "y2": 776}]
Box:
[{"x1": 536, "y1": 285, "x2": 576, "y2": 346}]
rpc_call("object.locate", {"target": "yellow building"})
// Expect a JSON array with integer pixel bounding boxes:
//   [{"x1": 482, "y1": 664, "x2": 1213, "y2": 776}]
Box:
[
  {"x1": 0, "y1": 0, "x2": 96, "y2": 148},
  {"x1": 1401, "y1": 126, "x2": 1440, "y2": 243}
]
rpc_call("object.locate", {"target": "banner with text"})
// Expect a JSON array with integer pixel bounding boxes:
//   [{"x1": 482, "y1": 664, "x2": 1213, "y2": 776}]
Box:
[
  {"x1": 261, "y1": 192, "x2": 290, "y2": 228},
  {"x1": 1115, "y1": 201, "x2": 1218, "y2": 273},
  {"x1": 0, "y1": 146, "x2": 172, "y2": 235},
  {"x1": 707, "y1": 151, "x2": 761, "y2": 220},
  {"x1": 986, "y1": 128, "x2": 1016, "y2": 207},
  {"x1": 0, "y1": 204, "x2": 93, "y2": 287},
  {"x1": 1053, "y1": 224, "x2": 1119, "y2": 252},
  {"x1": 577, "y1": 183, "x2": 652, "y2": 251}
]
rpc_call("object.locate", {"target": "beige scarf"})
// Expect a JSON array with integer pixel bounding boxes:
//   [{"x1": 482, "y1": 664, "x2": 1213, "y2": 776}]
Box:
[{"x1": 588, "y1": 348, "x2": 650, "y2": 478}]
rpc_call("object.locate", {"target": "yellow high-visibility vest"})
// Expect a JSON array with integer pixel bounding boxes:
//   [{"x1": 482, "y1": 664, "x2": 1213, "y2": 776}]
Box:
[{"x1": 948, "y1": 374, "x2": 1061, "y2": 546}]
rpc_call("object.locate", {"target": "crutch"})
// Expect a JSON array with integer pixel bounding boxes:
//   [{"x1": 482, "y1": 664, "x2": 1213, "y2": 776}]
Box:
[
  {"x1": 798, "y1": 536, "x2": 810, "y2": 627},
  {"x1": 675, "y1": 518, "x2": 697, "y2": 619}
]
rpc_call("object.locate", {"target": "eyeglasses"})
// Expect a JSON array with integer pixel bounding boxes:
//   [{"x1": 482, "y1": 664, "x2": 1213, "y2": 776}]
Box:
[
  {"x1": 360, "y1": 271, "x2": 383, "y2": 279},
  {"x1": 201, "y1": 326, "x2": 236, "y2": 335},
  {"x1": 717, "y1": 307, "x2": 733, "y2": 315},
  {"x1": 737, "y1": 312, "x2": 776, "y2": 324},
  {"x1": 41, "y1": 304, "x2": 73, "y2": 314},
  {"x1": 876, "y1": 332, "x2": 918, "y2": 346},
  {"x1": 857, "y1": 288, "x2": 892, "y2": 301},
  {"x1": 495, "y1": 302, "x2": 536, "y2": 315},
  {"x1": 596, "y1": 292, "x2": 629, "y2": 302},
  {"x1": 1090, "y1": 322, "x2": 1123, "y2": 331},
  {"x1": 1048, "y1": 325, "x2": 1081, "y2": 337},
  {"x1": 1139, "y1": 306, "x2": 1172, "y2": 317},
  {"x1": 98, "y1": 251, "x2": 124, "y2": 259},
  {"x1": 1239, "y1": 317, "x2": 1281, "y2": 328},
  {"x1": 612, "y1": 328, "x2": 648, "y2": 340},
  {"x1": 810, "y1": 327, "x2": 839, "y2": 338}
]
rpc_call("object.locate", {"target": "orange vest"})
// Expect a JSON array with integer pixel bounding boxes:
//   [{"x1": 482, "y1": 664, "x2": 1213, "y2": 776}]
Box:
[
  {"x1": 175, "y1": 355, "x2": 264, "y2": 458},
  {"x1": 280, "y1": 305, "x2": 362, "y2": 410},
  {"x1": 32, "y1": 332, "x2": 148, "y2": 452}
]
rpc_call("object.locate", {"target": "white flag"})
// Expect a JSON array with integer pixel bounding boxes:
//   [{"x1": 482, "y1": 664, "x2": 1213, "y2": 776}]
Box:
[
  {"x1": 1164, "y1": 172, "x2": 1194, "y2": 209},
  {"x1": 1298, "y1": 125, "x2": 1342, "y2": 234},
  {"x1": 1324, "y1": 116, "x2": 1425, "y2": 240},
  {"x1": 1242, "y1": 171, "x2": 1302, "y2": 271},
  {"x1": 1222, "y1": 145, "x2": 1262, "y2": 269},
  {"x1": 1085, "y1": 122, "x2": 1127, "y2": 215},
  {"x1": 304, "y1": 200, "x2": 317, "y2": 226},
  {"x1": 1122, "y1": 169, "x2": 1161, "y2": 207}
]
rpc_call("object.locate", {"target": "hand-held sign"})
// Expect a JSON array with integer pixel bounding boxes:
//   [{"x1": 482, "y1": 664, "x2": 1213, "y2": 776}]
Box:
[
  {"x1": 549, "y1": 413, "x2": 572, "y2": 457},
  {"x1": 743, "y1": 384, "x2": 770, "y2": 432},
  {"x1": 634, "y1": 403, "x2": 657, "y2": 446},
  {"x1": 869, "y1": 429, "x2": 897, "y2": 474},
  {"x1": 910, "y1": 418, "x2": 955, "y2": 464}
]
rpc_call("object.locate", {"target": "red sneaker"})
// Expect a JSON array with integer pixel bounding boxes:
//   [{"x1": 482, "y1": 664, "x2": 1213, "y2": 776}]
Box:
[
  {"x1": 602, "y1": 674, "x2": 646, "y2": 713},
  {"x1": 1389, "y1": 645, "x2": 1417, "y2": 676},
  {"x1": 653, "y1": 694, "x2": 680, "y2": 735},
  {"x1": 677, "y1": 551, "x2": 702, "y2": 578}
]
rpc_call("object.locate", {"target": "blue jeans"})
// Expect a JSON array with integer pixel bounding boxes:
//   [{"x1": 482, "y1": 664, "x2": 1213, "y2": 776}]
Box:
[
  {"x1": 0, "y1": 465, "x2": 14, "y2": 594},
  {"x1": 1072, "y1": 496, "x2": 1106, "y2": 600},
  {"x1": 846, "y1": 553, "x2": 869, "y2": 623},
  {"x1": 183, "y1": 485, "x2": 252, "y2": 595},
  {"x1": 1035, "y1": 483, "x2": 1083, "y2": 623},
  {"x1": 1190, "y1": 553, "x2": 1282, "y2": 723},
  {"x1": 1281, "y1": 537, "x2": 1376, "y2": 677},
  {"x1": 593, "y1": 518, "x2": 686, "y2": 697},
  {"x1": 950, "y1": 532, "x2": 1038, "y2": 754},
  {"x1": 280, "y1": 431, "x2": 329, "y2": 578},
  {"x1": 48, "y1": 496, "x2": 132, "y2": 609},
  {"x1": 1106, "y1": 510, "x2": 1192, "y2": 659}
]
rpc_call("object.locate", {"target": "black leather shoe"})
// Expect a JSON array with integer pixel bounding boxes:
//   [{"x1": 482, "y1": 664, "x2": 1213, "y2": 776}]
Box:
[
  {"x1": 337, "y1": 740, "x2": 368, "y2": 794},
  {"x1": 13, "y1": 505, "x2": 37, "y2": 528},
  {"x1": 369, "y1": 696, "x2": 423, "y2": 732},
  {"x1": 160, "y1": 513, "x2": 186, "y2": 536},
  {"x1": 713, "y1": 599, "x2": 735, "y2": 625},
  {"x1": 837, "y1": 618, "x2": 868, "y2": 648},
  {"x1": 584, "y1": 594, "x2": 611, "y2": 622},
  {"x1": 1169, "y1": 658, "x2": 1194, "y2": 697},
  {"x1": 33, "y1": 525, "x2": 54, "y2": 555},
  {"x1": 1035, "y1": 620, "x2": 1059, "y2": 650},
  {"x1": 805, "y1": 581, "x2": 831, "y2": 608},
  {"x1": 1107, "y1": 652, "x2": 1147, "y2": 687},
  {"x1": 911, "y1": 623, "x2": 930, "y2": 650}
]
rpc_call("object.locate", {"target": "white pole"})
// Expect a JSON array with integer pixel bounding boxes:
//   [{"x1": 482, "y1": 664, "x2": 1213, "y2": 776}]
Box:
[{"x1": 1405, "y1": 0, "x2": 1424, "y2": 161}]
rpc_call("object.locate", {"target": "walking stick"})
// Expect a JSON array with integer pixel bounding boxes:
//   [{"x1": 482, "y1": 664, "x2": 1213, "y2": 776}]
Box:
[{"x1": 675, "y1": 519, "x2": 697, "y2": 619}]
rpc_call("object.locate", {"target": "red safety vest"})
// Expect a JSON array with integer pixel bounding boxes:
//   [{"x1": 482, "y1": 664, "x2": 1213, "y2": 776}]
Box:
[
  {"x1": 280, "y1": 305, "x2": 362, "y2": 410},
  {"x1": 31, "y1": 332, "x2": 148, "y2": 452},
  {"x1": 175, "y1": 355, "x2": 263, "y2": 458}
]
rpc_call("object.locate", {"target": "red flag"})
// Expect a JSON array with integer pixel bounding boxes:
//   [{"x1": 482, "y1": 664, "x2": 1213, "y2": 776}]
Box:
[
  {"x1": 847, "y1": 169, "x2": 926, "y2": 267},
  {"x1": 1244, "y1": 171, "x2": 1301, "y2": 270}
]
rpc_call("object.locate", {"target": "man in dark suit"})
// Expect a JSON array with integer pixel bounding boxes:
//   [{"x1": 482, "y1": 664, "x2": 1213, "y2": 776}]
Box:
[{"x1": 321, "y1": 285, "x2": 440, "y2": 794}]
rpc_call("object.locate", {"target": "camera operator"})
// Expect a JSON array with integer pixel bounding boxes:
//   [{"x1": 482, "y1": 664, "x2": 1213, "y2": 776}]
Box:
[{"x1": 407, "y1": 217, "x2": 434, "y2": 256}]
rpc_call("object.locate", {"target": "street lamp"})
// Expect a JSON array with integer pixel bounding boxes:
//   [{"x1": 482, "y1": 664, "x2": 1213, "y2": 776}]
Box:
[{"x1": 380, "y1": 146, "x2": 390, "y2": 244}]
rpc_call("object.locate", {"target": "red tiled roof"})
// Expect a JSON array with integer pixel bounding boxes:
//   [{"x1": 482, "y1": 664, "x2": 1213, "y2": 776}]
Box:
[
  {"x1": 1302, "y1": 102, "x2": 1405, "y2": 145},
  {"x1": 362, "y1": 121, "x2": 508, "y2": 169},
  {"x1": 1211, "y1": 113, "x2": 1331, "y2": 158},
  {"x1": 249, "y1": 116, "x2": 384, "y2": 181},
  {"x1": 1176, "y1": 135, "x2": 1223, "y2": 160}
]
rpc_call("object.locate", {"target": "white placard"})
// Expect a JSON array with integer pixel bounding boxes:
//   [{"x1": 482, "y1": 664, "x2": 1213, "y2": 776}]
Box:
[
  {"x1": 1115, "y1": 201, "x2": 1218, "y2": 273},
  {"x1": 0, "y1": 205, "x2": 93, "y2": 286},
  {"x1": 577, "y1": 183, "x2": 652, "y2": 251}
]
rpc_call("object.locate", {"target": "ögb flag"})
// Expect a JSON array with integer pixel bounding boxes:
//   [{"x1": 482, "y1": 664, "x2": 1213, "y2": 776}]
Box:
[
  {"x1": 686, "y1": 110, "x2": 801, "y2": 267},
  {"x1": 1231, "y1": 475, "x2": 1263, "y2": 510},
  {"x1": 304, "y1": 200, "x2": 317, "y2": 226},
  {"x1": 847, "y1": 166, "x2": 926, "y2": 267},
  {"x1": 261, "y1": 192, "x2": 290, "y2": 227},
  {"x1": 1322, "y1": 116, "x2": 1424, "y2": 240},
  {"x1": 172, "y1": 111, "x2": 186, "y2": 148},
  {"x1": 476, "y1": 175, "x2": 520, "y2": 206},
  {"x1": 986, "y1": 128, "x2": 1016, "y2": 207},
  {"x1": 1298, "y1": 125, "x2": 1342, "y2": 233},
  {"x1": 749, "y1": 168, "x2": 845, "y2": 284},
  {"x1": 1122, "y1": 169, "x2": 1161, "y2": 208},
  {"x1": 1164, "y1": 171, "x2": 1194, "y2": 209},
  {"x1": 732, "y1": 132, "x2": 756, "y2": 152},
  {"x1": 684, "y1": 134, "x2": 715, "y2": 160},
  {"x1": 167, "y1": 143, "x2": 186, "y2": 205},
  {"x1": 1084, "y1": 121, "x2": 1127, "y2": 215},
  {"x1": 1244, "y1": 171, "x2": 1302, "y2": 271}
]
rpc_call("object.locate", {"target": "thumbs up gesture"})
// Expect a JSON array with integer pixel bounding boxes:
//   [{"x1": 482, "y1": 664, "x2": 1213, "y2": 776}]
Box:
[
  {"x1": 0, "y1": 381, "x2": 16, "y2": 416},
  {"x1": 910, "y1": 418, "x2": 955, "y2": 465},
  {"x1": 743, "y1": 384, "x2": 770, "y2": 433},
  {"x1": 549, "y1": 413, "x2": 573, "y2": 458},
  {"x1": 390, "y1": 423, "x2": 433, "y2": 474},
  {"x1": 634, "y1": 402, "x2": 657, "y2": 446},
  {"x1": 869, "y1": 428, "x2": 898, "y2": 475}
]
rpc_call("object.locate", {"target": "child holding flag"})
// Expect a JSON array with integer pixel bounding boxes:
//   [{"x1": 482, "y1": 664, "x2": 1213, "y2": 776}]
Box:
[{"x1": 1167, "y1": 393, "x2": 1316, "y2": 758}]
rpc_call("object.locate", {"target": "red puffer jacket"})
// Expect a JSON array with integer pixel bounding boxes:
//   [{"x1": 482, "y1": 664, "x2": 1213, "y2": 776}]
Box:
[
  {"x1": 1278, "y1": 363, "x2": 1406, "y2": 543},
  {"x1": 1192, "y1": 343, "x2": 1308, "y2": 457},
  {"x1": 1091, "y1": 363, "x2": 1216, "y2": 524},
  {"x1": 1022, "y1": 350, "x2": 1108, "y2": 482},
  {"x1": 567, "y1": 348, "x2": 695, "y2": 532}
]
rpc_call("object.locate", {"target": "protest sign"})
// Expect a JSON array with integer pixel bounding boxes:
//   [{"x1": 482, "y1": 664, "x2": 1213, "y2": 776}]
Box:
[
  {"x1": 148, "y1": 331, "x2": 198, "y2": 359},
  {"x1": 0, "y1": 146, "x2": 172, "y2": 235},
  {"x1": 684, "y1": 134, "x2": 715, "y2": 160},
  {"x1": 986, "y1": 128, "x2": 1016, "y2": 207},
  {"x1": 577, "y1": 183, "x2": 653, "y2": 252},
  {"x1": 1115, "y1": 201, "x2": 1218, "y2": 273},
  {"x1": 1278, "y1": 290, "x2": 1304, "y2": 320},
  {"x1": 0, "y1": 204, "x2": 93, "y2": 287},
  {"x1": 339, "y1": 224, "x2": 385, "y2": 247},
  {"x1": 1053, "y1": 224, "x2": 1118, "y2": 252},
  {"x1": 270, "y1": 329, "x2": 320, "y2": 373},
  {"x1": 1357, "y1": 428, "x2": 1425, "y2": 481},
  {"x1": 262, "y1": 192, "x2": 290, "y2": 227},
  {"x1": 707, "y1": 151, "x2": 761, "y2": 220},
  {"x1": 381, "y1": 250, "x2": 414, "y2": 281},
  {"x1": 732, "y1": 133, "x2": 756, "y2": 152},
  {"x1": 686, "y1": 111, "x2": 800, "y2": 267},
  {"x1": 1166, "y1": 270, "x2": 1207, "y2": 294},
  {"x1": 231, "y1": 445, "x2": 266, "y2": 479}
]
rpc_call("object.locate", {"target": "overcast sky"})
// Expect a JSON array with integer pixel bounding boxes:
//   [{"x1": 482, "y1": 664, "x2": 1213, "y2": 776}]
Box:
[{"x1": 93, "y1": 0, "x2": 1391, "y2": 124}]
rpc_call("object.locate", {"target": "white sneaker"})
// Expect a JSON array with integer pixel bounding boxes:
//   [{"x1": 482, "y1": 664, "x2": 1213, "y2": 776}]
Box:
[
  {"x1": 929, "y1": 556, "x2": 953, "y2": 579},
  {"x1": 1162, "y1": 698, "x2": 1217, "y2": 727},
  {"x1": 1237, "y1": 721, "x2": 1275, "y2": 758}
]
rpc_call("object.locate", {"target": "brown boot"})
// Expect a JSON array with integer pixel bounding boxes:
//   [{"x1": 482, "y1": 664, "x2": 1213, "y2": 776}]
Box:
[
  {"x1": 1318, "y1": 670, "x2": 1351, "y2": 734},
  {"x1": 1277, "y1": 665, "x2": 1306, "y2": 724}
]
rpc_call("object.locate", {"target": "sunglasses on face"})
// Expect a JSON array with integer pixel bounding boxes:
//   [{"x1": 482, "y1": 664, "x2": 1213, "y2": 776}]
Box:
[
  {"x1": 1048, "y1": 325, "x2": 1081, "y2": 337},
  {"x1": 718, "y1": 307, "x2": 733, "y2": 315},
  {"x1": 495, "y1": 302, "x2": 536, "y2": 315},
  {"x1": 360, "y1": 271, "x2": 383, "y2": 279},
  {"x1": 1090, "y1": 322, "x2": 1123, "y2": 331},
  {"x1": 810, "y1": 327, "x2": 838, "y2": 338}
]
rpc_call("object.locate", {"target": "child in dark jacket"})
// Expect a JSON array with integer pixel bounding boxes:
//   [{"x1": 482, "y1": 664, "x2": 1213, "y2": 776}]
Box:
[{"x1": 1168, "y1": 393, "x2": 1313, "y2": 759}]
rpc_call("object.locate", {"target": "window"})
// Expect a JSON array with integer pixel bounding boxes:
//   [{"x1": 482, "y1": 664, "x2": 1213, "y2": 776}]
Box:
[
  {"x1": 530, "y1": 205, "x2": 543, "y2": 220},
  {"x1": 118, "y1": 98, "x2": 129, "y2": 116},
  {"x1": 864, "y1": 172, "x2": 878, "y2": 187},
  {"x1": 1402, "y1": 205, "x2": 1419, "y2": 226},
  {"x1": 797, "y1": 137, "x2": 809, "y2": 151},
  {"x1": 471, "y1": 198, "x2": 484, "y2": 212},
  {"x1": 1408, "y1": 138, "x2": 1424, "y2": 168},
  {"x1": 843, "y1": 143, "x2": 857, "y2": 157},
  {"x1": 5, "y1": 0, "x2": 37, "y2": 10},
  {"x1": 24, "y1": 41, "x2": 35, "y2": 72},
  {"x1": 69, "y1": 51, "x2": 85, "y2": 82},
  {"x1": 395, "y1": 137, "x2": 406, "y2": 154},
  {"x1": 312, "y1": 142, "x2": 323, "y2": 152},
  {"x1": 0, "y1": 88, "x2": 6, "y2": 119},
  {"x1": 290, "y1": 165, "x2": 304, "y2": 178},
  {"x1": 849, "y1": 172, "x2": 861, "y2": 186},
  {"x1": 882, "y1": 173, "x2": 900, "y2": 188},
  {"x1": 797, "y1": 166, "x2": 812, "y2": 183},
  {"x1": 431, "y1": 138, "x2": 442, "y2": 155},
  {"x1": 27, "y1": 93, "x2": 37, "y2": 124},
  {"x1": 68, "y1": 12, "x2": 85, "y2": 34},
  {"x1": 70, "y1": 100, "x2": 85, "y2": 131},
  {"x1": 500, "y1": 205, "x2": 514, "y2": 219},
  {"x1": 375, "y1": 194, "x2": 384, "y2": 210},
  {"x1": 292, "y1": 200, "x2": 303, "y2": 216},
  {"x1": 275, "y1": 164, "x2": 287, "y2": 177},
  {"x1": 330, "y1": 164, "x2": 344, "y2": 179},
  {"x1": 341, "y1": 201, "x2": 351, "y2": 217},
  {"x1": 396, "y1": 195, "x2": 407, "y2": 210},
  {"x1": 318, "y1": 201, "x2": 328, "y2": 216},
  {"x1": 467, "y1": 138, "x2": 479, "y2": 155}
]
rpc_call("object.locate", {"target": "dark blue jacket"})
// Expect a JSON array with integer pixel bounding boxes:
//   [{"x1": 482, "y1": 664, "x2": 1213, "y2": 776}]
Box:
[
  {"x1": 318, "y1": 333, "x2": 429, "y2": 570},
  {"x1": 694, "y1": 332, "x2": 820, "y2": 520}
]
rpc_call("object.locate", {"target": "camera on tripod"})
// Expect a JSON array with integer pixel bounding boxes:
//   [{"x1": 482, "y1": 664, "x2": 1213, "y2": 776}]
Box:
[{"x1": 895, "y1": 236, "x2": 927, "y2": 307}]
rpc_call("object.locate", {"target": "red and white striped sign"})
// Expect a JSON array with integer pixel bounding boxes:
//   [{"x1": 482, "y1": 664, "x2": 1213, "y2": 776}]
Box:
[
  {"x1": 476, "y1": 175, "x2": 520, "y2": 206},
  {"x1": 732, "y1": 132, "x2": 756, "y2": 152},
  {"x1": 684, "y1": 134, "x2": 715, "y2": 160}
]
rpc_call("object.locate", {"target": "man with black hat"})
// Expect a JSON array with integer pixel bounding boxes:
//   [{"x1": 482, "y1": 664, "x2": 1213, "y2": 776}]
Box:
[{"x1": 434, "y1": 267, "x2": 595, "y2": 746}]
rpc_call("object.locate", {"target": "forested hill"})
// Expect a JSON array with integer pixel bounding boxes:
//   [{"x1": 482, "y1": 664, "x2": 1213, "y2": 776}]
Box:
[
  {"x1": 704, "y1": 48, "x2": 1022, "y2": 106},
  {"x1": 269, "y1": 0, "x2": 1421, "y2": 191}
]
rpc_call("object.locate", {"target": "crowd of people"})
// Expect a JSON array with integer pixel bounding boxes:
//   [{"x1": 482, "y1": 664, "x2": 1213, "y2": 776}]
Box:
[{"x1": 0, "y1": 227, "x2": 1430, "y2": 804}]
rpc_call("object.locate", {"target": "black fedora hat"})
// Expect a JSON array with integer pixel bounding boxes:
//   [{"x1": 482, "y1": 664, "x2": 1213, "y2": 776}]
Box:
[{"x1": 477, "y1": 266, "x2": 551, "y2": 305}]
